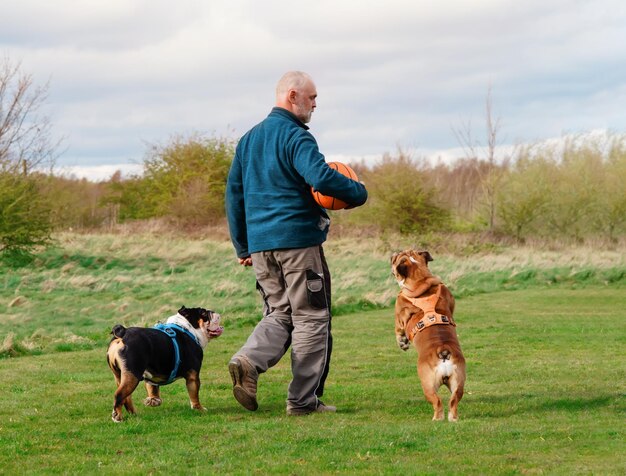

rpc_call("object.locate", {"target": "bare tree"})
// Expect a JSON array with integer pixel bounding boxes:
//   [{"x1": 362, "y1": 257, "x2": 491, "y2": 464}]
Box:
[
  {"x1": 0, "y1": 57, "x2": 59, "y2": 257},
  {"x1": 0, "y1": 57, "x2": 60, "y2": 174},
  {"x1": 452, "y1": 86, "x2": 508, "y2": 232}
]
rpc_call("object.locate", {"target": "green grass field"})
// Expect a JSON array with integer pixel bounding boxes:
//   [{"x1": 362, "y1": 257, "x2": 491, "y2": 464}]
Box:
[{"x1": 0, "y1": 234, "x2": 624, "y2": 474}]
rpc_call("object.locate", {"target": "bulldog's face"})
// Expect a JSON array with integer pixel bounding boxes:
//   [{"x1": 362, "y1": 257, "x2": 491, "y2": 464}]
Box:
[
  {"x1": 391, "y1": 249, "x2": 434, "y2": 287},
  {"x1": 206, "y1": 312, "x2": 223, "y2": 338},
  {"x1": 178, "y1": 306, "x2": 224, "y2": 338}
]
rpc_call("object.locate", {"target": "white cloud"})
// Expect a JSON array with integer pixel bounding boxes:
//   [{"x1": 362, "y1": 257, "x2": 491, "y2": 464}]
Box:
[
  {"x1": 54, "y1": 163, "x2": 143, "y2": 182},
  {"x1": 2, "y1": 0, "x2": 626, "y2": 171}
]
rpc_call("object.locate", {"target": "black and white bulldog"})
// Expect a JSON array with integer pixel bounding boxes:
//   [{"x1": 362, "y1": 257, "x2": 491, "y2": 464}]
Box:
[{"x1": 106, "y1": 306, "x2": 223, "y2": 422}]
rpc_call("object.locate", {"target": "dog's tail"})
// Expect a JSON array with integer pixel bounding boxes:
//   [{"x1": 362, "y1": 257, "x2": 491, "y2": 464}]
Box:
[
  {"x1": 437, "y1": 347, "x2": 451, "y2": 361},
  {"x1": 436, "y1": 347, "x2": 454, "y2": 385},
  {"x1": 111, "y1": 324, "x2": 126, "y2": 338}
]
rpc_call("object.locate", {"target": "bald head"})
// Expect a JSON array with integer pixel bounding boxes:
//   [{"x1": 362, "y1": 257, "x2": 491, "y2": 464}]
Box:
[{"x1": 275, "y1": 71, "x2": 317, "y2": 124}]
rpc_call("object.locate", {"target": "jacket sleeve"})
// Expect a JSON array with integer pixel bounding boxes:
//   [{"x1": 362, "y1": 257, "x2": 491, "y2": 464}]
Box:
[
  {"x1": 291, "y1": 132, "x2": 368, "y2": 207},
  {"x1": 225, "y1": 151, "x2": 249, "y2": 258}
]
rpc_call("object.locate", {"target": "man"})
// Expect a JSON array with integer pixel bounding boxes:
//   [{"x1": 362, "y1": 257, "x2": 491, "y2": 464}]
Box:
[{"x1": 225, "y1": 71, "x2": 368, "y2": 416}]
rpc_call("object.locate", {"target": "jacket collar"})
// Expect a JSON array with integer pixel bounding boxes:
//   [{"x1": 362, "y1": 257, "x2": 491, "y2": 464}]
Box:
[{"x1": 270, "y1": 107, "x2": 309, "y2": 130}]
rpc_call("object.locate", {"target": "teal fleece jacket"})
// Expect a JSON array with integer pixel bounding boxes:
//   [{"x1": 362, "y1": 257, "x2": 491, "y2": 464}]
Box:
[{"x1": 226, "y1": 107, "x2": 368, "y2": 258}]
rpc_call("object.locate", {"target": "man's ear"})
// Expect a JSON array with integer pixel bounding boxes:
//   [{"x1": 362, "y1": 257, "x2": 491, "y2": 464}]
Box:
[
  {"x1": 288, "y1": 89, "x2": 297, "y2": 104},
  {"x1": 418, "y1": 251, "x2": 433, "y2": 263}
]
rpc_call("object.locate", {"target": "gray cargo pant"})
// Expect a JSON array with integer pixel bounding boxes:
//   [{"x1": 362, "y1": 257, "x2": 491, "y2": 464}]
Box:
[{"x1": 233, "y1": 245, "x2": 332, "y2": 412}]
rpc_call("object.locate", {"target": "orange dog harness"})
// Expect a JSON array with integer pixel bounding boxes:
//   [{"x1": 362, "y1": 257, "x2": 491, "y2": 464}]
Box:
[{"x1": 405, "y1": 284, "x2": 455, "y2": 341}]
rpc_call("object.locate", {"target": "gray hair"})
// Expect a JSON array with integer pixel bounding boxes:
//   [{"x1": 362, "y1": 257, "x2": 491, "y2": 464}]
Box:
[{"x1": 276, "y1": 71, "x2": 313, "y2": 99}]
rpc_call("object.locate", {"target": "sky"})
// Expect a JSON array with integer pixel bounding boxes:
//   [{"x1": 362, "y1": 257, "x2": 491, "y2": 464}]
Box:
[{"x1": 2, "y1": 0, "x2": 625, "y2": 180}]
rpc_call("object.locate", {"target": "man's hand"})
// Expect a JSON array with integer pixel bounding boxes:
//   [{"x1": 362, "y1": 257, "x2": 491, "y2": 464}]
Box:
[{"x1": 238, "y1": 256, "x2": 253, "y2": 266}]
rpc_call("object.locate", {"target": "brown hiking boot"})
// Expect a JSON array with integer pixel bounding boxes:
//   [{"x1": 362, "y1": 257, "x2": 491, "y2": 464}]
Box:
[
  {"x1": 228, "y1": 355, "x2": 258, "y2": 411},
  {"x1": 286, "y1": 401, "x2": 337, "y2": 416}
]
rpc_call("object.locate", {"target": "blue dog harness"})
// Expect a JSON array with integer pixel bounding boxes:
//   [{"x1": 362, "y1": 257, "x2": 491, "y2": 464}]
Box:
[{"x1": 153, "y1": 323, "x2": 201, "y2": 385}]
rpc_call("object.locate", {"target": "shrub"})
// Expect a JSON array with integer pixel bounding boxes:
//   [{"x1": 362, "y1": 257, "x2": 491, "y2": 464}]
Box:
[
  {"x1": 347, "y1": 152, "x2": 451, "y2": 235},
  {"x1": 110, "y1": 134, "x2": 235, "y2": 226},
  {"x1": 0, "y1": 172, "x2": 52, "y2": 258},
  {"x1": 496, "y1": 155, "x2": 551, "y2": 242}
]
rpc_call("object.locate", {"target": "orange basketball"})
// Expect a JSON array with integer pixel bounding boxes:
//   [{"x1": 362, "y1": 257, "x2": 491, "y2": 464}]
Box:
[{"x1": 311, "y1": 162, "x2": 359, "y2": 210}]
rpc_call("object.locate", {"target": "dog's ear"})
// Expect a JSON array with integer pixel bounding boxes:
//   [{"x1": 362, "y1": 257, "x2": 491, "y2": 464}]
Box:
[
  {"x1": 180, "y1": 307, "x2": 204, "y2": 328},
  {"x1": 418, "y1": 251, "x2": 433, "y2": 263},
  {"x1": 390, "y1": 252, "x2": 400, "y2": 264}
]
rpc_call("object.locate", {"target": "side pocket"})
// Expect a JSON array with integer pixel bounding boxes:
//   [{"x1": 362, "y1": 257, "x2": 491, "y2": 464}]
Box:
[
  {"x1": 255, "y1": 280, "x2": 267, "y2": 299},
  {"x1": 256, "y1": 280, "x2": 271, "y2": 317},
  {"x1": 306, "y1": 269, "x2": 327, "y2": 309}
]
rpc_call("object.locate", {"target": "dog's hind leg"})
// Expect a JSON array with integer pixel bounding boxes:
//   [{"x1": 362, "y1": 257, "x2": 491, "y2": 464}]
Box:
[
  {"x1": 112, "y1": 373, "x2": 139, "y2": 422},
  {"x1": 108, "y1": 345, "x2": 139, "y2": 422},
  {"x1": 144, "y1": 383, "x2": 162, "y2": 407},
  {"x1": 423, "y1": 386, "x2": 444, "y2": 421},
  {"x1": 447, "y1": 366, "x2": 465, "y2": 422},
  {"x1": 418, "y1": 364, "x2": 444, "y2": 421},
  {"x1": 185, "y1": 370, "x2": 206, "y2": 411}
]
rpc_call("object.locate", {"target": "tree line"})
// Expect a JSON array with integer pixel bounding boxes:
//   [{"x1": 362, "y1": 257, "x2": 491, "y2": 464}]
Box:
[
  {"x1": 3, "y1": 131, "x2": 625, "y2": 255},
  {"x1": 346, "y1": 137, "x2": 625, "y2": 243}
]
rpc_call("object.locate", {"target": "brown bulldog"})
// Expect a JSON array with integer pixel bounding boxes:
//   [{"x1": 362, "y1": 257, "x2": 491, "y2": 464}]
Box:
[{"x1": 391, "y1": 250, "x2": 466, "y2": 421}]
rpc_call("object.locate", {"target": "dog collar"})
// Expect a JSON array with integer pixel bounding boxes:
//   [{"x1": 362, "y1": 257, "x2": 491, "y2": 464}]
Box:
[
  {"x1": 166, "y1": 314, "x2": 209, "y2": 349},
  {"x1": 152, "y1": 320, "x2": 204, "y2": 386},
  {"x1": 152, "y1": 323, "x2": 185, "y2": 385},
  {"x1": 155, "y1": 322, "x2": 200, "y2": 346},
  {"x1": 404, "y1": 284, "x2": 455, "y2": 341}
]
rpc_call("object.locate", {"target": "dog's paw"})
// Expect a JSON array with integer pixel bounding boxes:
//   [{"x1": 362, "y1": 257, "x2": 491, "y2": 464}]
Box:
[
  {"x1": 144, "y1": 397, "x2": 162, "y2": 407},
  {"x1": 397, "y1": 335, "x2": 410, "y2": 351},
  {"x1": 111, "y1": 411, "x2": 123, "y2": 423},
  {"x1": 191, "y1": 403, "x2": 207, "y2": 412}
]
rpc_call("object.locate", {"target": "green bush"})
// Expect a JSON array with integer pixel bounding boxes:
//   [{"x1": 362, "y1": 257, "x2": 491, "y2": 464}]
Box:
[
  {"x1": 109, "y1": 133, "x2": 235, "y2": 226},
  {"x1": 0, "y1": 173, "x2": 52, "y2": 259},
  {"x1": 347, "y1": 153, "x2": 451, "y2": 234},
  {"x1": 496, "y1": 155, "x2": 551, "y2": 241}
]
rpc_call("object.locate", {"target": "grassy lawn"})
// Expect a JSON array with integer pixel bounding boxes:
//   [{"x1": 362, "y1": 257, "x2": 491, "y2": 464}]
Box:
[
  {"x1": 1, "y1": 233, "x2": 624, "y2": 358},
  {"x1": 0, "y1": 287, "x2": 624, "y2": 475}
]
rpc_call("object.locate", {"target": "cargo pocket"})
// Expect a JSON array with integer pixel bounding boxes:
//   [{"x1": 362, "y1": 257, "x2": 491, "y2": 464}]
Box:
[
  {"x1": 306, "y1": 269, "x2": 327, "y2": 309},
  {"x1": 255, "y1": 280, "x2": 267, "y2": 299},
  {"x1": 256, "y1": 280, "x2": 271, "y2": 317}
]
